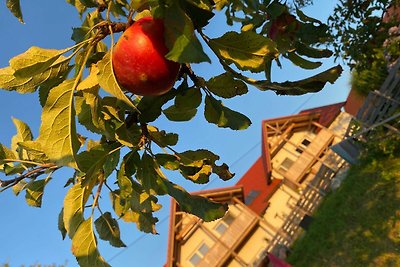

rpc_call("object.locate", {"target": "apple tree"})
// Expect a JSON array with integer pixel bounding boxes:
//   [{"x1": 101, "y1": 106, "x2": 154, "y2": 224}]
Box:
[{"x1": 1, "y1": 0, "x2": 342, "y2": 266}]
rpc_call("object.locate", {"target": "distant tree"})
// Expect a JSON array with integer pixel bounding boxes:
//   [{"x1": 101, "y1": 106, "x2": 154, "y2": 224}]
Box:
[
  {"x1": 329, "y1": 0, "x2": 400, "y2": 71},
  {"x1": 0, "y1": 1, "x2": 341, "y2": 266}
]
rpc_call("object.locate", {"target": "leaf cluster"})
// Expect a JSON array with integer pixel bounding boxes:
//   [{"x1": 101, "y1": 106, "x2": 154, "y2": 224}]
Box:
[
  {"x1": 1, "y1": 0, "x2": 343, "y2": 266},
  {"x1": 328, "y1": 0, "x2": 400, "y2": 71}
]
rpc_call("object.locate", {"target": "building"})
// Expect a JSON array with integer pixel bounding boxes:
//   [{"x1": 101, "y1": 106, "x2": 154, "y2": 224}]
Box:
[{"x1": 165, "y1": 102, "x2": 353, "y2": 267}]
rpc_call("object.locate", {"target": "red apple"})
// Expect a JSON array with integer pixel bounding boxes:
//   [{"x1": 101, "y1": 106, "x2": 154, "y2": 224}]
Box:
[
  {"x1": 268, "y1": 13, "x2": 299, "y2": 41},
  {"x1": 112, "y1": 17, "x2": 180, "y2": 96}
]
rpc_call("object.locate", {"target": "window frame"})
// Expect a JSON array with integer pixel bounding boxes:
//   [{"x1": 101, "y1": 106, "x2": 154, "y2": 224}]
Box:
[
  {"x1": 188, "y1": 241, "x2": 210, "y2": 266},
  {"x1": 214, "y1": 212, "x2": 235, "y2": 236}
]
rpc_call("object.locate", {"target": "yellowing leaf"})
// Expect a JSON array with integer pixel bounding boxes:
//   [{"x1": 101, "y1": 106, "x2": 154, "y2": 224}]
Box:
[
  {"x1": 25, "y1": 178, "x2": 50, "y2": 207},
  {"x1": 38, "y1": 79, "x2": 80, "y2": 169},
  {"x1": 63, "y1": 183, "x2": 93, "y2": 239},
  {"x1": 71, "y1": 218, "x2": 111, "y2": 267},
  {"x1": 96, "y1": 53, "x2": 138, "y2": 111},
  {"x1": 0, "y1": 57, "x2": 71, "y2": 94},
  {"x1": 75, "y1": 88, "x2": 107, "y2": 134},
  {"x1": 10, "y1": 47, "x2": 67, "y2": 77},
  {"x1": 17, "y1": 141, "x2": 48, "y2": 163},
  {"x1": 77, "y1": 68, "x2": 99, "y2": 91},
  {"x1": 209, "y1": 31, "x2": 278, "y2": 72},
  {"x1": 11, "y1": 117, "x2": 33, "y2": 159}
]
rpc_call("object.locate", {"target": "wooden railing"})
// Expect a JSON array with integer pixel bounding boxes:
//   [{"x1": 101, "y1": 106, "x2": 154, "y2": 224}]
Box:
[
  {"x1": 198, "y1": 207, "x2": 257, "y2": 267},
  {"x1": 265, "y1": 151, "x2": 346, "y2": 253}
]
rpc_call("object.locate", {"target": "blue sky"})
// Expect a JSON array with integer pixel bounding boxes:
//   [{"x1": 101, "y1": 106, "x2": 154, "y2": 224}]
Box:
[{"x1": 0, "y1": 1, "x2": 350, "y2": 266}]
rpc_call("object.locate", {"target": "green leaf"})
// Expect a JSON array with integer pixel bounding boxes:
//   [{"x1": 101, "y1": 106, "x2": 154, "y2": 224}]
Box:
[
  {"x1": 285, "y1": 51, "x2": 322, "y2": 70},
  {"x1": 12, "y1": 180, "x2": 27, "y2": 196},
  {"x1": 3, "y1": 163, "x2": 25, "y2": 175},
  {"x1": 123, "y1": 151, "x2": 140, "y2": 177},
  {"x1": 63, "y1": 183, "x2": 93, "y2": 239},
  {"x1": 206, "y1": 72, "x2": 248, "y2": 98},
  {"x1": 66, "y1": 0, "x2": 87, "y2": 16},
  {"x1": 38, "y1": 65, "x2": 73, "y2": 106},
  {"x1": 155, "y1": 154, "x2": 180, "y2": 170},
  {"x1": 179, "y1": 0, "x2": 214, "y2": 28},
  {"x1": 11, "y1": 117, "x2": 33, "y2": 159},
  {"x1": 79, "y1": 0, "x2": 97, "y2": 7},
  {"x1": 77, "y1": 69, "x2": 99, "y2": 91},
  {"x1": 296, "y1": 8, "x2": 321, "y2": 24},
  {"x1": 75, "y1": 88, "x2": 107, "y2": 134},
  {"x1": 295, "y1": 42, "x2": 333, "y2": 59},
  {"x1": 179, "y1": 164, "x2": 212, "y2": 184},
  {"x1": 209, "y1": 31, "x2": 278, "y2": 72},
  {"x1": 9, "y1": 47, "x2": 67, "y2": 77},
  {"x1": 110, "y1": 191, "x2": 159, "y2": 234},
  {"x1": 163, "y1": 180, "x2": 228, "y2": 221},
  {"x1": 115, "y1": 123, "x2": 143, "y2": 148},
  {"x1": 37, "y1": 79, "x2": 80, "y2": 169},
  {"x1": 0, "y1": 143, "x2": 16, "y2": 163},
  {"x1": 77, "y1": 143, "x2": 120, "y2": 184},
  {"x1": 164, "y1": 3, "x2": 211, "y2": 63},
  {"x1": 6, "y1": 0, "x2": 24, "y2": 23},
  {"x1": 137, "y1": 89, "x2": 177, "y2": 123},
  {"x1": 175, "y1": 86, "x2": 202, "y2": 110},
  {"x1": 96, "y1": 53, "x2": 138, "y2": 111},
  {"x1": 17, "y1": 141, "x2": 48, "y2": 163},
  {"x1": 212, "y1": 163, "x2": 235, "y2": 181},
  {"x1": 94, "y1": 212, "x2": 126, "y2": 248},
  {"x1": 136, "y1": 152, "x2": 168, "y2": 195},
  {"x1": 178, "y1": 149, "x2": 219, "y2": 166},
  {"x1": 71, "y1": 217, "x2": 110, "y2": 267},
  {"x1": 25, "y1": 178, "x2": 50, "y2": 207},
  {"x1": 163, "y1": 106, "x2": 197, "y2": 121},
  {"x1": 114, "y1": 158, "x2": 161, "y2": 234},
  {"x1": 0, "y1": 143, "x2": 17, "y2": 174},
  {"x1": 58, "y1": 208, "x2": 67, "y2": 240},
  {"x1": 215, "y1": 0, "x2": 228, "y2": 10},
  {"x1": 266, "y1": 1, "x2": 287, "y2": 19},
  {"x1": 255, "y1": 65, "x2": 343, "y2": 95},
  {"x1": 204, "y1": 95, "x2": 251, "y2": 130},
  {"x1": 148, "y1": 127, "x2": 178, "y2": 147},
  {"x1": 0, "y1": 57, "x2": 71, "y2": 94}
]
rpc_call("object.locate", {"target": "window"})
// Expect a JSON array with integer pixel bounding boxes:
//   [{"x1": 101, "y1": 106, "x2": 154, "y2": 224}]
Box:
[
  {"x1": 189, "y1": 242, "x2": 209, "y2": 266},
  {"x1": 279, "y1": 157, "x2": 294, "y2": 173},
  {"x1": 245, "y1": 190, "x2": 261, "y2": 205},
  {"x1": 214, "y1": 213, "x2": 235, "y2": 235},
  {"x1": 296, "y1": 138, "x2": 311, "y2": 154},
  {"x1": 301, "y1": 139, "x2": 311, "y2": 146}
]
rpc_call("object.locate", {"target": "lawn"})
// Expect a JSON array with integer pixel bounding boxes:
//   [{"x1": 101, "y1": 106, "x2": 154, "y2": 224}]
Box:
[{"x1": 287, "y1": 154, "x2": 400, "y2": 267}]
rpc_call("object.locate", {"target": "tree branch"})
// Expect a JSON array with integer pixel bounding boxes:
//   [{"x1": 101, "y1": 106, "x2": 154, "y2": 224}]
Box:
[{"x1": 0, "y1": 164, "x2": 58, "y2": 189}]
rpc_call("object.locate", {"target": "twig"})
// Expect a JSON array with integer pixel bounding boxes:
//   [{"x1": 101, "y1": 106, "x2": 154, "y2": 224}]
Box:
[
  {"x1": 92, "y1": 171, "x2": 105, "y2": 215},
  {"x1": 0, "y1": 164, "x2": 58, "y2": 189}
]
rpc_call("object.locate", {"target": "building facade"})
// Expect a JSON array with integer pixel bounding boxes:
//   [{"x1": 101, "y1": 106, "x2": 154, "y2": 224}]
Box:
[{"x1": 165, "y1": 102, "x2": 352, "y2": 267}]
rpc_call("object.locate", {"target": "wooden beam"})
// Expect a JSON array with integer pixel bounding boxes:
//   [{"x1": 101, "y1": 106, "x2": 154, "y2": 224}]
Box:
[{"x1": 196, "y1": 219, "x2": 250, "y2": 266}]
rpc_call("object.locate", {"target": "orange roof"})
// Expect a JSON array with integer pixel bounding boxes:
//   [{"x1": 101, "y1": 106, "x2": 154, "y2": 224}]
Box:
[
  {"x1": 235, "y1": 157, "x2": 282, "y2": 215},
  {"x1": 299, "y1": 101, "x2": 346, "y2": 127}
]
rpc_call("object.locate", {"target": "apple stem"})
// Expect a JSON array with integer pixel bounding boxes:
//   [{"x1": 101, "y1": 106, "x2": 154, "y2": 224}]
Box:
[{"x1": 92, "y1": 21, "x2": 129, "y2": 44}]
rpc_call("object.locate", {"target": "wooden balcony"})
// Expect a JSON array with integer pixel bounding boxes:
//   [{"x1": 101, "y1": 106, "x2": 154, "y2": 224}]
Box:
[
  {"x1": 284, "y1": 128, "x2": 334, "y2": 183},
  {"x1": 198, "y1": 206, "x2": 258, "y2": 267}
]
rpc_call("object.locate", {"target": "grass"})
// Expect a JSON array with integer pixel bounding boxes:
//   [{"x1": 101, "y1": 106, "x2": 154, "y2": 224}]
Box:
[{"x1": 287, "y1": 155, "x2": 400, "y2": 267}]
